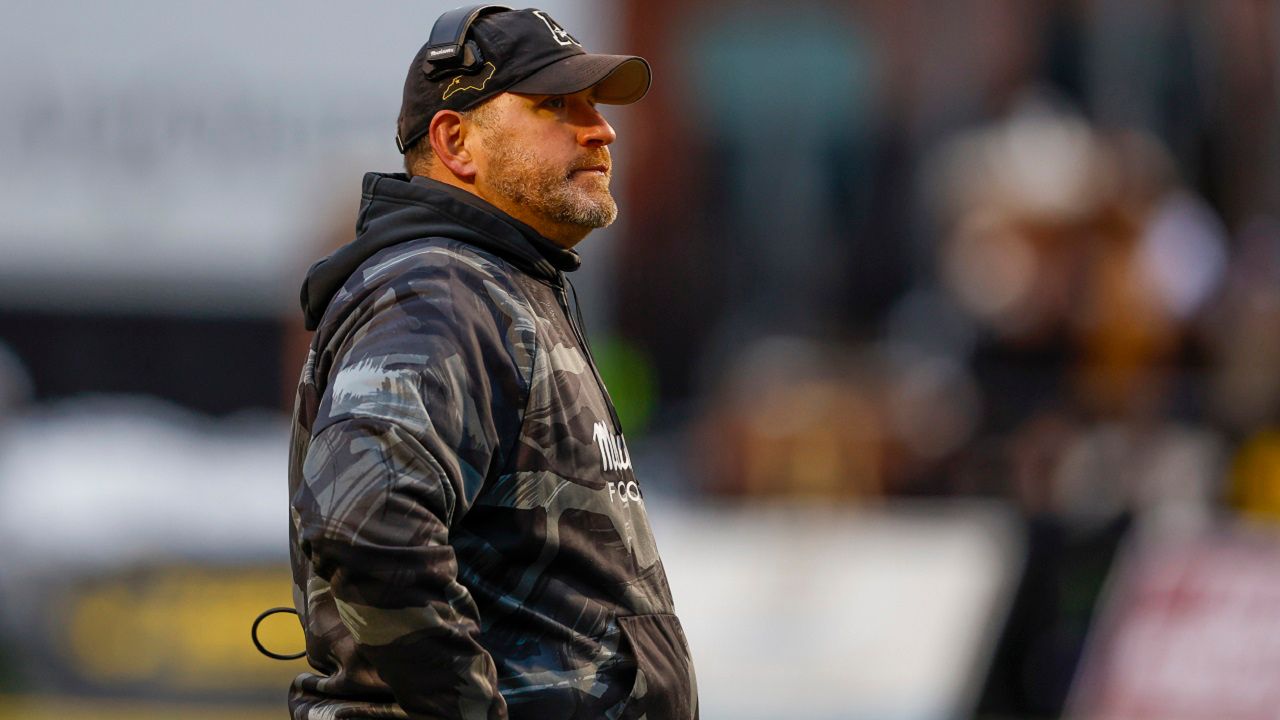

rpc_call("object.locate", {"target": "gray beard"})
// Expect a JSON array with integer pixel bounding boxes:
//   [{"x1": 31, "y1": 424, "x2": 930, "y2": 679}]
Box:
[{"x1": 485, "y1": 143, "x2": 618, "y2": 230}]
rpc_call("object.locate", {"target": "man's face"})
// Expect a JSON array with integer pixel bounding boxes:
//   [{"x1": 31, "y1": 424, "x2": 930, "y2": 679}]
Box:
[{"x1": 469, "y1": 89, "x2": 618, "y2": 246}]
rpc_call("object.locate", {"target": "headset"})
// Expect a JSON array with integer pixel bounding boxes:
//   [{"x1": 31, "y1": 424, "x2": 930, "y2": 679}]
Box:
[
  {"x1": 422, "y1": 4, "x2": 512, "y2": 81},
  {"x1": 396, "y1": 5, "x2": 512, "y2": 154}
]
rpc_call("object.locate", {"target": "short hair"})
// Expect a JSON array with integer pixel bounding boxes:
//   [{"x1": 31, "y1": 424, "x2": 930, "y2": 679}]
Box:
[
  {"x1": 403, "y1": 102, "x2": 495, "y2": 177},
  {"x1": 403, "y1": 137, "x2": 435, "y2": 177}
]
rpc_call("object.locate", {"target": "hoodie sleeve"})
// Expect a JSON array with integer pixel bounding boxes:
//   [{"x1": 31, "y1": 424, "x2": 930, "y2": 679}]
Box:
[{"x1": 294, "y1": 252, "x2": 536, "y2": 720}]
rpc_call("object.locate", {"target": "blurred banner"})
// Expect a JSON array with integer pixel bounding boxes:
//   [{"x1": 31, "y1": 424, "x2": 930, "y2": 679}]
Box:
[
  {"x1": 1069, "y1": 525, "x2": 1280, "y2": 720},
  {"x1": 9, "y1": 564, "x2": 300, "y2": 699},
  {"x1": 0, "y1": 699, "x2": 281, "y2": 720}
]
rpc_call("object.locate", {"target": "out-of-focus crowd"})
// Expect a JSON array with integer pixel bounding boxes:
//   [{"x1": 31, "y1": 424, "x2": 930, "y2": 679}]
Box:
[{"x1": 608, "y1": 1, "x2": 1280, "y2": 715}]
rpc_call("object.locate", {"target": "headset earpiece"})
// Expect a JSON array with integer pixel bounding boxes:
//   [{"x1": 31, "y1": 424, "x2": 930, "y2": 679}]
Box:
[{"x1": 422, "y1": 5, "x2": 511, "y2": 79}]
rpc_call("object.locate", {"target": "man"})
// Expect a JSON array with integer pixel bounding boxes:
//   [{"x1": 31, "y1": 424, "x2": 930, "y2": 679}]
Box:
[{"x1": 286, "y1": 6, "x2": 697, "y2": 719}]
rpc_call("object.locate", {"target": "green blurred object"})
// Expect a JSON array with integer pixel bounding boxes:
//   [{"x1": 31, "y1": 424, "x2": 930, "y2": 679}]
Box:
[
  {"x1": 0, "y1": 639, "x2": 18, "y2": 693},
  {"x1": 591, "y1": 335, "x2": 657, "y2": 436}
]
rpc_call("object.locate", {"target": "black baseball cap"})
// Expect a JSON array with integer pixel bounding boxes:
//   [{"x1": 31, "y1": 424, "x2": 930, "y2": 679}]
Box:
[{"x1": 396, "y1": 7, "x2": 652, "y2": 153}]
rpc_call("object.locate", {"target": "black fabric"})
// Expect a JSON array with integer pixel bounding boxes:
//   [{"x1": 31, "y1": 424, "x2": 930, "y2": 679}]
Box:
[{"x1": 617, "y1": 614, "x2": 699, "y2": 720}]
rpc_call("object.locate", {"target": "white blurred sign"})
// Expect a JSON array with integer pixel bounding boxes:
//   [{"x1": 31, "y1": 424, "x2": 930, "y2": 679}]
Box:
[
  {"x1": 652, "y1": 502, "x2": 1023, "y2": 720},
  {"x1": 0, "y1": 1, "x2": 603, "y2": 316}
]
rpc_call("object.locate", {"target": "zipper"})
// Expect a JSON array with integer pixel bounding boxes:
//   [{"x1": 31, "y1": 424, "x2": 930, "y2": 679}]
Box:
[{"x1": 553, "y1": 279, "x2": 625, "y2": 433}]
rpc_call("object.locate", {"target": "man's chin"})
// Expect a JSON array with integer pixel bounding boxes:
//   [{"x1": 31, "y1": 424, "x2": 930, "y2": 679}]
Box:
[
  {"x1": 568, "y1": 209, "x2": 617, "y2": 229},
  {"x1": 561, "y1": 201, "x2": 617, "y2": 229},
  {"x1": 563, "y1": 187, "x2": 617, "y2": 225}
]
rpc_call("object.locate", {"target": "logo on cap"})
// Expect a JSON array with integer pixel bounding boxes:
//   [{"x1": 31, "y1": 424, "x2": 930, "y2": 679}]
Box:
[
  {"x1": 532, "y1": 10, "x2": 581, "y2": 47},
  {"x1": 442, "y1": 62, "x2": 497, "y2": 100}
]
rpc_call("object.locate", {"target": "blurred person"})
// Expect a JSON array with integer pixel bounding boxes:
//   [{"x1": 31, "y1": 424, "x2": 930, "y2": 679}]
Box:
[
  {"x1": 932, "y1": 103, "x2": 1232, "y2": 716},
  {"x1": 934, "y1": 108, "x2": 1229, "y2": 528},
  {"x1": 697, "y1": 337, "x2": 886, "y2": 500},
  {"x1": 934, "y1": 104, "x2": 1225, "y2": 421},
  {"x1": 696, "y1": 336, "x2": 983, "y2": 501},
  {"x1": 1203, "y1": 219, "x2": 1280, "y2": 434},
  {"x1": 283, "y1": 7, "x2": 695, "y2": 720}
]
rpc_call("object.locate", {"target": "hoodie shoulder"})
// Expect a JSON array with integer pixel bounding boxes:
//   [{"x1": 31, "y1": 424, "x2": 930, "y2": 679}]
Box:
[
  {"x1": 310, "y1": 235, "x2": 542, "y2": 430},
  {"x1": 357, "y1": 237, "x2": 509, "y2": 294},
  {"x1": 322, "y1": 238, "x2": 527, "y2": 331}
]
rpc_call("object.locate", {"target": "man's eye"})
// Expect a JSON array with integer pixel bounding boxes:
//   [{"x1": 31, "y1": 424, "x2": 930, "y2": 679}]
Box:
[{"x1": 544, "y1": 97, "x2": 566, "y2": 109}]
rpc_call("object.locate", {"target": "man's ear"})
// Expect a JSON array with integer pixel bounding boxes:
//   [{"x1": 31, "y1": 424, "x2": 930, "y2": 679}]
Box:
[{"x1": 428, "y1": 110, "x2": 476, "y2": 181}]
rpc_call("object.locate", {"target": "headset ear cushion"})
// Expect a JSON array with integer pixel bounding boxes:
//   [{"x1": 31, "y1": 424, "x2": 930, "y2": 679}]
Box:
[{"x1": 460, "y1": 40, "x2": 484, "y2": 70}]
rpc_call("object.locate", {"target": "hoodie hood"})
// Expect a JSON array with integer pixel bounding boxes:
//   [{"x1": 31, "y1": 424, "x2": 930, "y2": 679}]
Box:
[{"x1": 299, "y1": 172, "x2": 581, "y2": 331}]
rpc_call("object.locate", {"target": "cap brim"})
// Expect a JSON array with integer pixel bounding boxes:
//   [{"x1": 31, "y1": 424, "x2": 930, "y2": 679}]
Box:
[{"x1": 507, "y1": 54, "x2": 651, "y2": 104}]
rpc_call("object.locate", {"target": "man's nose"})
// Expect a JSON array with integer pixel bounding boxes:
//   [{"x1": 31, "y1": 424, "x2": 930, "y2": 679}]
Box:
[{"x1": 578, "y1": 107, "x2": 617, "y2": 147}]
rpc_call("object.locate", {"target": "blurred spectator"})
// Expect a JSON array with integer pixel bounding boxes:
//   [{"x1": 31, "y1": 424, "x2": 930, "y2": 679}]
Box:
[
  {"x1": 697, "y1": 336, "x2": 984, "y2": 499},
  {"x1": 933, "y1": 103, "x2": 1225, "y2": 418},
  {"x1": 909, "y1": 96, "x2": 1240, "y2": 716},
  {"x1": 1203, "y1": 219, "x2": 1280, "y2": 433},
  {"x1": 697, "y1": 337, "x2": 885, "y2": 500}
]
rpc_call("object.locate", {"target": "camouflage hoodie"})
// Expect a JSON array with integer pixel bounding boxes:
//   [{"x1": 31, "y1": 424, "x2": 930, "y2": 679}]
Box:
[{"x1": 288, "y1": 173, "x2": 697, "y2": 720}]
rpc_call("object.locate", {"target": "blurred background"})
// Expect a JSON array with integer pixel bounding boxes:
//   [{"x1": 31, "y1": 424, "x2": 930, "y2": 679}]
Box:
[{"x1": 2, "y1": 0, "x2": 1280, "y2": 718}]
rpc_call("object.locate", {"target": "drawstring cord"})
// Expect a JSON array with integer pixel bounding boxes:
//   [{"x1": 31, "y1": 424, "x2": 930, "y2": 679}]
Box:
[{"x1": 251, "y1": 606, "x2": 307, "y2": 661}]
